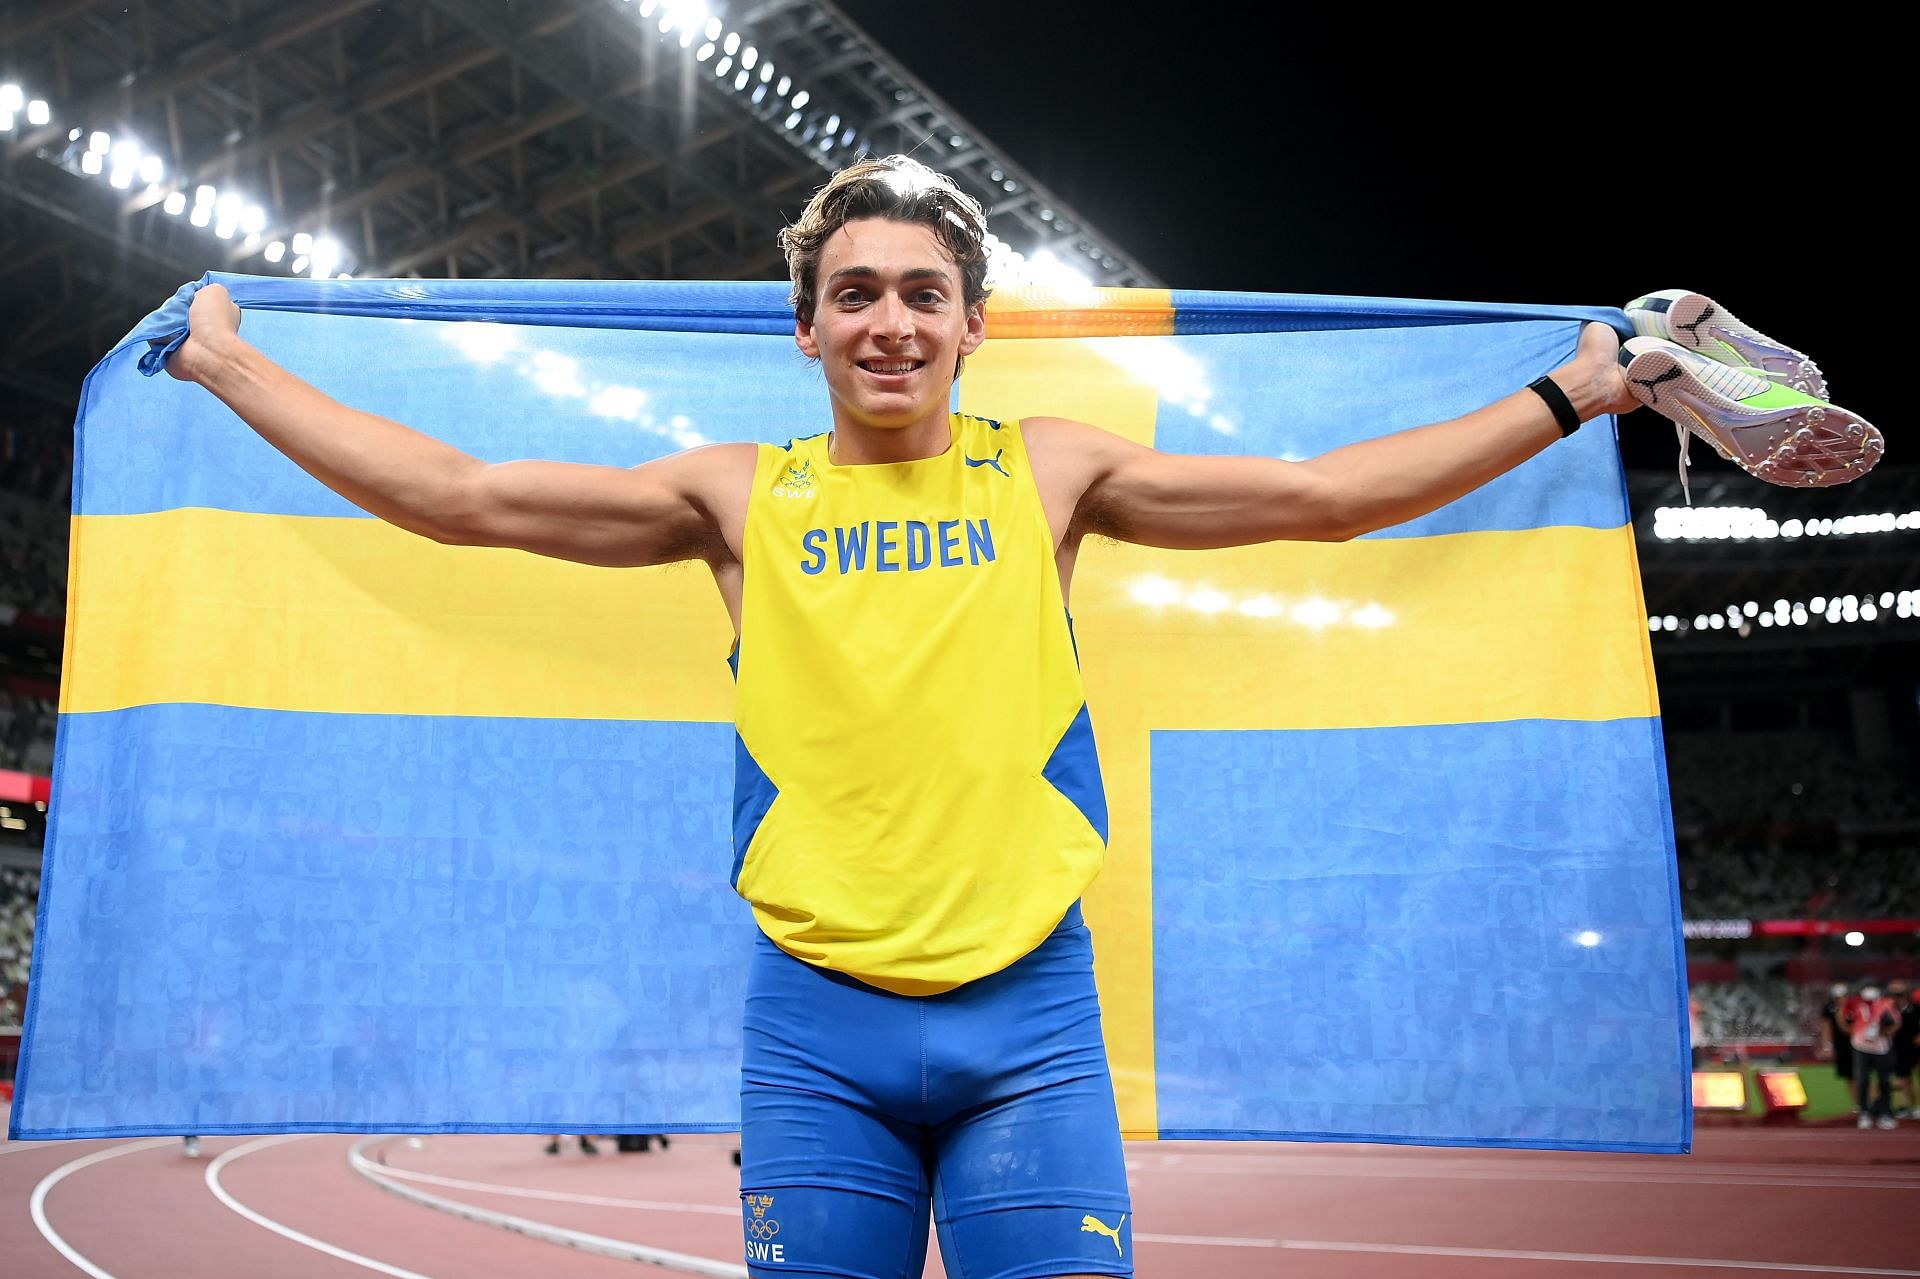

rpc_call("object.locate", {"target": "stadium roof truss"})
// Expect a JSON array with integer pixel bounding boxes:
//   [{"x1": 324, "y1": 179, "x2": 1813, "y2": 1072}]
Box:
[{"x1": 0, "y1": 0, "x2": 1159, "y2": 413}]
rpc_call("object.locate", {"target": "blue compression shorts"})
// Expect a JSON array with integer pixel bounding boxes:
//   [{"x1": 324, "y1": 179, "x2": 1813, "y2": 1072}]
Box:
[{"x1": 738, "y1": 903, "x2": 1133, "y2": 1279}]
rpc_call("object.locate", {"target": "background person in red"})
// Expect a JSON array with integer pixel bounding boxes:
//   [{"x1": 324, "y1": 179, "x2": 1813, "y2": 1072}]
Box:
[{"x1": 1840, "y1": 984, "x2": 1901, "y2": 1129}]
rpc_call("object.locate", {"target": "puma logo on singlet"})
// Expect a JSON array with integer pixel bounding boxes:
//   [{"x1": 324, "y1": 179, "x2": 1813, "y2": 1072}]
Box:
[
  {"x1": 964, "y1": 448, "x2": 1009, "y2": 477},
  {"x1": 1080, "y1": 1213, "x2": 1126, "y2": 1254}
]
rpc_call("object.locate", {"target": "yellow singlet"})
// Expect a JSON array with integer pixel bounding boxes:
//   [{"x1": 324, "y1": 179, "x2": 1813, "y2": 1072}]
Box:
[{"x1": 730, "y1": 412, "x2": 1107, "y2": 995}]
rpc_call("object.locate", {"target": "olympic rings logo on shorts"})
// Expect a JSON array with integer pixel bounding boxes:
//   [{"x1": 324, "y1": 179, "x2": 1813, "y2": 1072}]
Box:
[{"x1": 746, "y1": 1219, "x2": 781, "y2": 1241}]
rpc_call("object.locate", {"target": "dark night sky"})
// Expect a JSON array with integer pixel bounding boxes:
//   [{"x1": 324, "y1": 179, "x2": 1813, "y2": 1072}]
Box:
[{"x1": 832, "y1": 4, "x2": 1901, "y2": 472}]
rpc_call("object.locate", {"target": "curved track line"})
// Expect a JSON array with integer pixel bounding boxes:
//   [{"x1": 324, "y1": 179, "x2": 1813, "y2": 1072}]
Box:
[
  {"x1": 349, "y1": 1138, "x2": 746, "y2": 1279},
  {"x1": 1275, "y1": 1239, "x2": 1920, "y2": 1276},
  {"x1": 363, "y1": 1159, "x2": 735, "y2": 1216},
  {"x1": 206, "y1": 1134, "x2": 440, "y2": 1279},
  {"x1": 28, "y1": 1137, "x2": 177, "y2": 1278},
  {"x1": 1125, "y1": 1228, "x2": 1920, "y2": 1276}
]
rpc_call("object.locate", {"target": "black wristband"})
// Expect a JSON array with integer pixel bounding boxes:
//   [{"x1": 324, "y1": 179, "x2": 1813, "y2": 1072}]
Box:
[{"x1": 1527, "y1": 375, "x2": 1581, "y2": 436}]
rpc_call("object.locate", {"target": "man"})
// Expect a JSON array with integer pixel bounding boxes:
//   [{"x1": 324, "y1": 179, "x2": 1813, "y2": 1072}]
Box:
[
  {"x1": 1889, "y1": 981, "x2": 1919, "y2": 1119},
  {"x1": 167, "y1": 155, "x2": 1814, "y2": 1279},
  {"x1": 1840, "y1": 983, "x2": 1901, "y2": 1130}
]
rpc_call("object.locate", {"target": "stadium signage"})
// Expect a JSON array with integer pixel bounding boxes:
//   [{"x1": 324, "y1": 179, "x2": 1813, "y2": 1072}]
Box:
[{"x1": 1682, "y1": 919, "x2": 1754, "y2": 940}]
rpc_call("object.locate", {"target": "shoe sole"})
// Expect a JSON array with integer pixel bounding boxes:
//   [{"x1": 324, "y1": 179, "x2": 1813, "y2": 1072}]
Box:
[
  {"x1": 1625, "y1": 348, "x2": 1882, "y2": 487},
  {"x1": 1637, "y1": 292, "x2": 1829, "y2": 398}
]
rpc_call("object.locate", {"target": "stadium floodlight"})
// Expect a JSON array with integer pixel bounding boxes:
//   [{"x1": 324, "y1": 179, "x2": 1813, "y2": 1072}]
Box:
[
  {"x1": 138, "y1": 154, "x2": 164, "y2": 183},
  {"x1": 0, "y1": 111, "x2": 14, "y2": 132},
  {"x1": 714, "y1": 56, "x2": 732, "y2": 77},
  {"x1": 265, "y1": 240, "x2": 286, "y2": 263},
  {"x1": 195, "y1": 184, "x2": 215, "y2": 207},
  {"x1": 242, "y1": 205, "x2": 267, "y2": 234},
  {"x1": 308, "y1": 237, "x2": 342, "y2": 278},
  {"x1": 189, "y1": 203, "x2": 211, "y2": 227},
  {"x1": 26, "y1": 99, "x2": 49, "y2": 125},
  {"x1": 695, "y1": 42, "x2": 715, "y2": 62},
  {"x1": 109, "y1": 164, "x2": 134, "y2": 189},
  {"x1": 660, "y1": 0, "x2": 706, "y2": 29},
  {"x1": 760, "y1": 63, "x2": 774, "y2": 83},
  {"x1": 736, "y1": 70, "x2": 751, "y2": 92},
  {"x1": 88, "y1": 130, "x2": 109, "y2": 154},
  {"x1": 291, "y1": 232, "x2": 314, "y2": 255},
  {"x1": 722, "y1": 32, "x2": 740, "y2": 55},
  {"x1": 741, "y1": 46, "x2": 757, "y2": 69},
  {"x1": 289, "y1": 255, "x2": 309, "y2": 275},
  {"x1": 0, "y1": 83, "x2": 22, "y2": 112},
  {"x1": 776, "y1": 75, "x2": 791, "y2": 96},
  {"x1": 791, "y1": 90, "x2": 810, "y2": 108},
  {"x1": 1845, "y1": 931, "x2": 1866, "y2": 947},
  {"x1": 163, "y1": 191, "x2": 187, "y2": 215},
  {"x1": 79, "y1": 150, "x2": 102, "y2": 175}
]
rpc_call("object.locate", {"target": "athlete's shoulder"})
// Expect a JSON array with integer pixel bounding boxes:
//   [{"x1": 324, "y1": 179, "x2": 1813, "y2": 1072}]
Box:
[{"x1": 1019, "y1": 416, "x2": 1141, "y2": 472}]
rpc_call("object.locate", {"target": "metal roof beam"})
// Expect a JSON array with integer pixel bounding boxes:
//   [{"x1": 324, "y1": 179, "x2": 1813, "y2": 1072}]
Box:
[{"x1": 7, "y1": 0, "x2": 390, "y2": 159}]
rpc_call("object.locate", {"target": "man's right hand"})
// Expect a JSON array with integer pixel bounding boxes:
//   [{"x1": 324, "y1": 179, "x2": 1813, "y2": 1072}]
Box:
[{"x1": 166, "y1": 283, "x2": 243, "y2": 383}]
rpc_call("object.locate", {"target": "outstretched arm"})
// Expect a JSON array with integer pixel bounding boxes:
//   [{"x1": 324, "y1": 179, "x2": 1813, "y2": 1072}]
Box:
[
  {"x1": 1050, "y1": 322, "x2": 1638, "y2": 548},
  {"x1": 167, "y1": 284, "x2": 749, "y2": 567}
]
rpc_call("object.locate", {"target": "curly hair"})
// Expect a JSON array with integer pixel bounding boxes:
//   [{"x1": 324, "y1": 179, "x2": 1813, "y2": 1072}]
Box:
[{"x1": 779, "y1": 155, "x2": 993, "y2": 331}]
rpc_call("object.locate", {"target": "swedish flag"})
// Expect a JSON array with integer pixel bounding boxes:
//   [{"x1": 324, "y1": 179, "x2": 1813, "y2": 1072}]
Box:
[{"x1": 12, "y1": 275, "x2": 1685, "y2": 1152}]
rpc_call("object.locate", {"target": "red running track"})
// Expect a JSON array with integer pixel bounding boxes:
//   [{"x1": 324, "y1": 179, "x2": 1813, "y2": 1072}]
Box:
[{"x1": 5, "y1": 1115, "x2": 1919, "y2": 1278}]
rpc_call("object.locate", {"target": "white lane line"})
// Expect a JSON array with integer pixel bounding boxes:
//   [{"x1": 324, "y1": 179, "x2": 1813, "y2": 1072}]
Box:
[
  {"x1": 364, "y1": 1160, "x2": 735, "y2": 1216},
  {"x1": 206, "y1": 1134, "x2": 440, "y2": 1279},
  {"x1": 1127, "y1": 1156, "x2": 1920, "y2": 1192},
  {"x1": 349, "y1": 1138, "x2": 746, "y2": 1279},
  {"x1": 1136, "y1": 1231, "x2": 1281, "y2": 1249},
  {"x1": 28, "y1": 1137, "x2": 178, "y2": 1278},
  {"x1": 1272, "y1": 1239, "x2": 1920, "y2": 1276},
  {"x1": 1132, "y1": 1231, "x2": 1920, "y2": 1275}
]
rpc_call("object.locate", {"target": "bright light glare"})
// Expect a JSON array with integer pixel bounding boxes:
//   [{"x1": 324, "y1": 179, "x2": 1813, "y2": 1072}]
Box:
[
  {"x1": 1845, "y1": 931, "x2": 1866, "y2": 947},
  {"x1": 1575, "y1": 930, "x2": 1602, "y2": 948},
  {"x1": 27, "y1": 99, "x2": 49, "y2": 125},
  {"x1": 308, "y1": 237, "x2": 342, "y2": 277},
  {"x1": 163, "y1": 191, "x2": 187, "y2": 215}
]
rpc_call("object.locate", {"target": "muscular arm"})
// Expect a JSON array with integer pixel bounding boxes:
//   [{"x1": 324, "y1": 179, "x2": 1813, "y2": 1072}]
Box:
[
  {"x1": 1043, "y1": 322, "x2": 1638, "y2": 548},
  {"x1": 169, "y1": 284, "x2": 748, "y2": 568}
]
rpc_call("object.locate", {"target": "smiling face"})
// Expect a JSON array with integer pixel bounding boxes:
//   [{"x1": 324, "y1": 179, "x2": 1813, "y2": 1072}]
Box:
[{"x1": 795, "y1": 217, "x2": 986, "y2": 446}]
